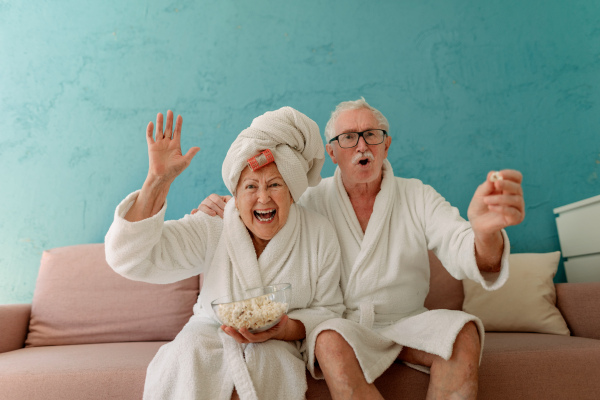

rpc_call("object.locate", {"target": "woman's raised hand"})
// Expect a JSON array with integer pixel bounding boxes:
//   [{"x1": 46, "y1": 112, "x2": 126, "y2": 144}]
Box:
[
  {"x1": 146, "y1": 110, "x2": 200, "y2": 184},
  {"x1": 124, "y1": 111, "x2": 200, "y2": 222}
]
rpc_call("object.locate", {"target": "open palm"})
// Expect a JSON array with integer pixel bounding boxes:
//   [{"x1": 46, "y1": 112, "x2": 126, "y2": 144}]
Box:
[{"x1": 146, "y1": 110, "x2": 200, "y2": 183}]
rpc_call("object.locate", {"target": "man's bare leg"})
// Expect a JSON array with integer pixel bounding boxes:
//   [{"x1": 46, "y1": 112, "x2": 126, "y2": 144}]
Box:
[
  {"x1": 314, "y1": 330, "x2": 384, "y2": 400},
  {"x1": 398, "y1": 322, "x2": 480, "y2": 400}
]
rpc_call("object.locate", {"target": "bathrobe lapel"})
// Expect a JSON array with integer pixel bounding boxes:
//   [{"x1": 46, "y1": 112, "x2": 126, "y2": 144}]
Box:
[
  {"x1": 223, "y1": 200, "x2": 300, "y2": 294},
  {"x1": 224, "y1": 200, "x2": 264, "y2": 292},
  {"x1": 332, "y1": 160, "x2": 397, "y2": 326}
]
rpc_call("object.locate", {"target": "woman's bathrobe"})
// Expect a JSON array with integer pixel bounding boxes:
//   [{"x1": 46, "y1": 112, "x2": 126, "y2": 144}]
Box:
[
  {"x1": 299, "y1": 160, "x2": 510, "y2": 382},
  {"x1": 104, "y1": 191, "x2": 345, "y2": 400}
]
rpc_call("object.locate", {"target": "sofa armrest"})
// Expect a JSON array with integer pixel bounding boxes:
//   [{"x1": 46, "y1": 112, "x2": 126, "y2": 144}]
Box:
[
  {"x1": 0, "y1": 304, "x2": 31, "y2": 353},
  {"x1": 556, "y1": 282, "x2": 600, "y2": 340}
]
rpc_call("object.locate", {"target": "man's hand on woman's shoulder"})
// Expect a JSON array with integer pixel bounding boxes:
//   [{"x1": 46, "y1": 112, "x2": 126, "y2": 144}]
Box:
[{"x1": 191, "y1": 193, "x2": 231, "y2": 218}]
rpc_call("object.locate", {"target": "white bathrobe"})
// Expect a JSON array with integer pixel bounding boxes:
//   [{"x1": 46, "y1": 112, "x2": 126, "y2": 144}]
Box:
[
  {"x1": 299, "y1": 160, "x2": 510, "y2": 382},
  {"x1": 105, "y1": 191, "x2": 345, "y2": 400}
]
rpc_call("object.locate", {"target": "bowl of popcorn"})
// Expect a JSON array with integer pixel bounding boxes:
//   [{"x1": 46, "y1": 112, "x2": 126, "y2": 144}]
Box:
[{"x1": 211, "y1": 283, "x2": 291, "y2": 333}]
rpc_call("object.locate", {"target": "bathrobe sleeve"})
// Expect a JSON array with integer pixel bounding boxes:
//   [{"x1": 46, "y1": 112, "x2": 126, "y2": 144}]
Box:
[
  {"x1": 421, "y1": 183, "x2": 510, "y2": 290},
  {"x1": 105, "y1": 190, "x2": 223, "y2": 284},
  {"x1": 286, "y1": 208, "x2": 345, "y2": 337}
]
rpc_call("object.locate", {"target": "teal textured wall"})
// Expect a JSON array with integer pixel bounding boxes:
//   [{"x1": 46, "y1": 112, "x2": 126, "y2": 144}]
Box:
[{"x1": 1, "y1": 0, "x2": 599, "y2": 303}]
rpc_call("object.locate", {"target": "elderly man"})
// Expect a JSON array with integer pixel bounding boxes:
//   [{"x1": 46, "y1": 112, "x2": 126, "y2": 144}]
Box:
[{"x1": 196, "y1": 98, "x2": 525, "y2": 399}]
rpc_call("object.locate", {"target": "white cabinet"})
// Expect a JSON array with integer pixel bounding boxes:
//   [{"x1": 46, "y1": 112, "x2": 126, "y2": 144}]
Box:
[{"x1": 553, "y1": 194, "x2": 600, "y2": 283}]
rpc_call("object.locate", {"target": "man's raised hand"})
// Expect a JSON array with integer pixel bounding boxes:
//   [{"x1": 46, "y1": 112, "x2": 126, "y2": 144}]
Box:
[{"x1": 467, "y1": 169, "x2": 525, "y2": 236}]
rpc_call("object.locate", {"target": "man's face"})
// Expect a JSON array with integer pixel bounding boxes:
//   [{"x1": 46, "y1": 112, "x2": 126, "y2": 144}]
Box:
[{"x1": 326, "y1": 108, "x2": 392, "y2": 188}]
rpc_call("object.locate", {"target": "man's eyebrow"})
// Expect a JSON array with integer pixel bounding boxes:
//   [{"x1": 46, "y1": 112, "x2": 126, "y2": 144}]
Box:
[{"x1": 339, "y1": 128, "x2": 379, "y2": 134}]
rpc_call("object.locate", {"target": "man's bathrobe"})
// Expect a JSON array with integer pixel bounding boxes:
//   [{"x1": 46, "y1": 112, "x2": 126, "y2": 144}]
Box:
[
  {"x1": 105, "y1": 191, "x2": 345, "y2": 400},
  {"x1": 299, "y1": 160, "x2": 510, "y2": 382}
]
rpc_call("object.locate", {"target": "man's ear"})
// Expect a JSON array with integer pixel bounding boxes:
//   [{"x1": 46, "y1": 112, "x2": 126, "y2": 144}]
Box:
[
  {"x1": 383, "y1": 135, "x2": 392, "y2": 158},
  {"x1": 326, "y1": 143, "x2": 338, "y2": 164}
]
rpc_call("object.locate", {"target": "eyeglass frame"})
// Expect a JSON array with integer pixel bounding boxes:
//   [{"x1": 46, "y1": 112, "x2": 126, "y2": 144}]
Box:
[{"x1": 328, "y1": 129, "x2": 388, "y2": 149}]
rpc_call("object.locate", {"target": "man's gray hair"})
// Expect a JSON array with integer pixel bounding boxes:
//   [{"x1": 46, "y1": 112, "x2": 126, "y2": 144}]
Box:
[{"x1": 324, "y1": 97, "x2": 390, "y2": 142}]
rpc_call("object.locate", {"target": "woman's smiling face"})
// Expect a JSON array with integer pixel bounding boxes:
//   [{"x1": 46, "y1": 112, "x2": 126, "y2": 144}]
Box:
[{"x1": 235, "y1": 162, "x2": 293, "y2": 247}]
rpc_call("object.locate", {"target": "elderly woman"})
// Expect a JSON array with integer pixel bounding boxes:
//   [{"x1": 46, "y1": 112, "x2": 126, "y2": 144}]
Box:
[{"x1": 104, "y1": 108, "x2": 345, "y2": 400}]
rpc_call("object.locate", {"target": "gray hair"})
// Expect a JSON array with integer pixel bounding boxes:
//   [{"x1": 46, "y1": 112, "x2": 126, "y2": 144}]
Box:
[{"x1": 324, "y1": 97, "x2": 390, "y2": 141}]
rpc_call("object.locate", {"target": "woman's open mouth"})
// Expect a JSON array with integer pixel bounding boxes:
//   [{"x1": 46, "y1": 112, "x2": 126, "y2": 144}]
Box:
[{"x1": 254, "y1": 209, "x2": 276, "y2": 222}]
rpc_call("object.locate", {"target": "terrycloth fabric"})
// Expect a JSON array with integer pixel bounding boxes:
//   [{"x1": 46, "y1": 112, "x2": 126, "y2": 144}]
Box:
[
  {"x1": 299, "y1": 160, "x2": 510, "y2": 382},
  {"x1": 222, "y1": 107, "x2": 325, "y2": 201},
  {"x1": 105, "y1": 192, "x2": 344, "y2": 400}
]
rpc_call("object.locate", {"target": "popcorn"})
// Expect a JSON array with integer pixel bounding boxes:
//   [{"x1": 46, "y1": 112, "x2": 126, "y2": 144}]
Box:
[
  {"x1": 490, "y1": 171, "x2": 503, "y2": 182},
  {"x1": 216, "y1": 294, "x2": 288, "y2": 331}
]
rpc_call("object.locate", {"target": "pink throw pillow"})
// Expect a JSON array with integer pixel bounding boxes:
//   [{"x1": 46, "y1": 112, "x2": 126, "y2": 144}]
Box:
[{"x1": 26, "y1": 244, "x2": 199, "y2": 347}]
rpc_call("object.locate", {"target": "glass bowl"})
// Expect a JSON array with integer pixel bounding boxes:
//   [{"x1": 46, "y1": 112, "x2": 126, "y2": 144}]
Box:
[{"x1": 211, "y1": 283, "x2": 291, "y2": 333}]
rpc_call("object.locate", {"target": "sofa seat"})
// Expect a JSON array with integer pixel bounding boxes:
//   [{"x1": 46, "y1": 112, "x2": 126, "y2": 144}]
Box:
[
  {"x1": 478, "y1": 332, "x2": 600, "y2": 400},
  {"x1": 312, "y1": 332, "x2": 600, "y2": 399},
  {"x1": 3, "y1": 333, "x2": 599, "y2": 400},
  {"x1": 3, "y1": 244, "x2": 600, "y2": 399},
  {"x1": 0, "y1": 342, "x2": 166, "y2": 400}
]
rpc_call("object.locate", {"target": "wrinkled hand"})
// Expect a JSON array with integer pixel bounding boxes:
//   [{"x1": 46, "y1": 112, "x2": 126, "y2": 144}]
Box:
[
  {"x1": 467, "y1": 170, "x2": 525, "y2": 236},
  {"x1": 191, "y1": 193, "x2": 232, "y2": 218},
  {"x1": 146, "y1": 110, "x2": 200, "y2": 183},
  {"x1": 221, "y1": 315, "x2": 289, "y2": 344}
]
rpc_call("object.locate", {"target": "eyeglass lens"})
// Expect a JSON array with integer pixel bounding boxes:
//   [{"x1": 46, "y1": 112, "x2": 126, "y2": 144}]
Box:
[{"x1": 338, "y1": 130, "x2": 385, "y2": 148}]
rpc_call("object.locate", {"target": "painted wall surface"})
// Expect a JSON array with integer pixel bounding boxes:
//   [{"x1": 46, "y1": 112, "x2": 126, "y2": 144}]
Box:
[{"x1": 1, "y1": 0, "x2": 599, "y2": 303}]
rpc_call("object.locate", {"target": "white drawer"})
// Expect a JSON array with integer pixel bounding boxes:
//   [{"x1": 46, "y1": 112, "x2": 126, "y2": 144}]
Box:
[
  {"x1": 554, "y1": 195, "x2": 600, "y2": 258},
  {"x1": 564, "y1": 254, "x2": 600, "y2": 283}
]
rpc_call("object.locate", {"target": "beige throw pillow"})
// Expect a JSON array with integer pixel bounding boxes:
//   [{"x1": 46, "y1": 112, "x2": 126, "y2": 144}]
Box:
[{"x1": 462, "y1": 252, "x2": 570, "y2": 335}]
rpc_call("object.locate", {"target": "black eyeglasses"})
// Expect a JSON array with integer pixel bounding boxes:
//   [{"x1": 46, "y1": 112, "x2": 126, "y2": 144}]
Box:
[{"x1": 328, "y1": 129, "x2": 387, "y2": 149}]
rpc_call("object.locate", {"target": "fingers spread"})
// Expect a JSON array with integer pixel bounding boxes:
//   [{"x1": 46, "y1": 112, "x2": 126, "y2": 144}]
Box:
[
  {"x1": 146, "y1": 122, "x2": 155, "y2": 144},
  {"x1": 165, "y1": 110, "x2": 174, "y2": 139},
  {"x1": 155, "y1": 113, "x2": 164, "y2": 140},
  {"x1": 173, "y1": 114, "x2": 183, "y2": 141}
]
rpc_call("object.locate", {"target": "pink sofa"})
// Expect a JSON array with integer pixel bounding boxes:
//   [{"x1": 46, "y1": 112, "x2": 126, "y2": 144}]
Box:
[{"x1": 1, "y1": 243, "x2": 600, "y2": 399}]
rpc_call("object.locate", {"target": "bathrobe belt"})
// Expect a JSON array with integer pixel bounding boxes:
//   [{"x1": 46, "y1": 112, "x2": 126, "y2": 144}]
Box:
[
  {"x1": 343, "y1": 303, "x2": 375, "y2": 328},
  {"x1": 343, "y1": 303, "x2": 430, "y2": 328}
]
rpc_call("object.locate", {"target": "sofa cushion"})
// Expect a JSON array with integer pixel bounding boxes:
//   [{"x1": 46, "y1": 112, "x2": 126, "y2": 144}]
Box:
[
  {"x1": 478, "y1": 332, "x2": 600, "y2": 399},
  {"x1": 0, "y1": 342, "x2": 164, "y2": 400},
  {"x1": 462, "y1": 252, "x2": 570, "y2": 335},
  {"x1": 26, "y1": 244, "x2": 199, "y2": 347}
]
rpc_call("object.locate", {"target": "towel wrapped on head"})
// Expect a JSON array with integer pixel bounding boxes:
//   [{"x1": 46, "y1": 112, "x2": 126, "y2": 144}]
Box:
[{"x1": 222, "y1": 107, "x2": 325, "y2": 202}]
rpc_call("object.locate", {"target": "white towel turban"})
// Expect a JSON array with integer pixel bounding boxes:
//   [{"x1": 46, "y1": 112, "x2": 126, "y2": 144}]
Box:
[{"x1": 222, "y1": 107, "x2": 325, "y2": 202}]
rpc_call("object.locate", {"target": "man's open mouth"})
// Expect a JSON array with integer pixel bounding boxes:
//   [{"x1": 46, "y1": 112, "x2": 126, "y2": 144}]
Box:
[
  {"x1": 254, "y1": 209, "x2": 276, "y2": 222},
  {"x1": 358, "y1": 158, "x2": 370, "y2": 166}
]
